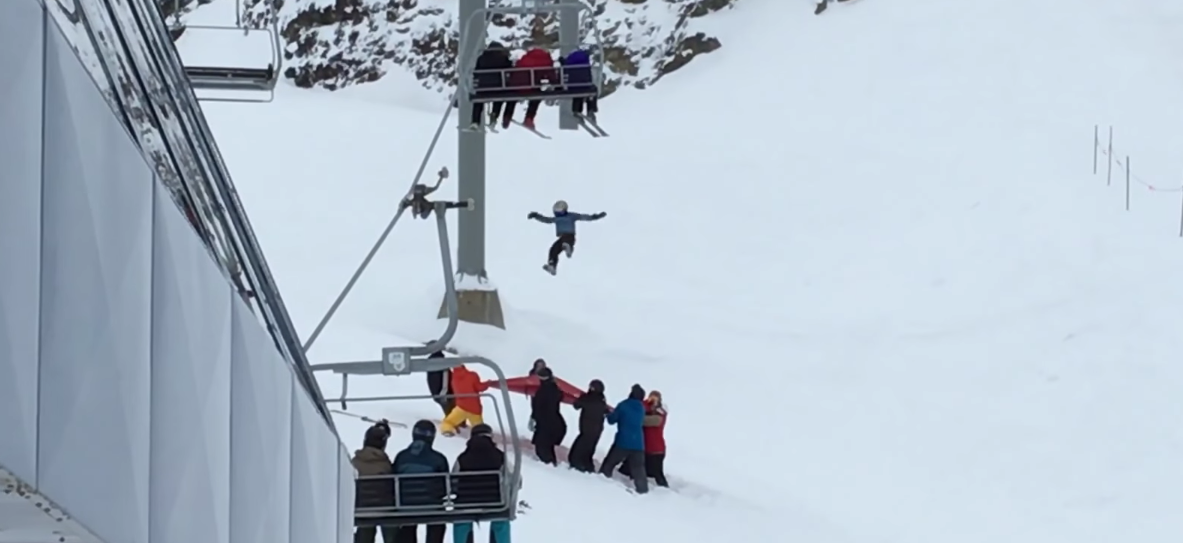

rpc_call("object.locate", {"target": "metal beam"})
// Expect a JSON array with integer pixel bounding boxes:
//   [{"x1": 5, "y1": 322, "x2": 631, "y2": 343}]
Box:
[
  {"x1": 456, "y1": 0, "x2": 488, "y2": 279},
  {"x1": 558, "y1": 1, "x2": 580, "y2": 131}
]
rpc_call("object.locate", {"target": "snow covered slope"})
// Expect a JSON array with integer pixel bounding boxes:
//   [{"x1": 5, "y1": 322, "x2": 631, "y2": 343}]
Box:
[{"x1": 201, "y1": 0, "x2": 1183, "y2": 541}]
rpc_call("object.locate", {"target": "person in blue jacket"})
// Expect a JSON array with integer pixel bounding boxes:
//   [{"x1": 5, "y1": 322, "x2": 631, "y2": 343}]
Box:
[
  {"x1": 391, "y1": 420, "x2": 451, "y2": 543},
  {"x1": 599, "y1": 384, "x2": 649, "y2": 493},
  {"x1": 561, "y1": 48, "x2": 598, "y2": 121},
  {"x1": 527, "y1": 200, "x2": 606, "y2": 275}
]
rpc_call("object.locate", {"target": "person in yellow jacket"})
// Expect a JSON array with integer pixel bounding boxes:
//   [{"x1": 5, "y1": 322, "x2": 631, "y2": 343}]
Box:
[{"x1": 441, "y1": 365, "x2": 489, "y2": 436}]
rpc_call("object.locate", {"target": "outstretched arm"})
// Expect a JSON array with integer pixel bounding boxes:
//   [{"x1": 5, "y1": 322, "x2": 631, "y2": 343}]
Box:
[
  {"x1": 527, "y1": 212, "x2": 556, "y2": 224},
  {"x1": 573, "y1": 211, "x2": 607, "y2": 221}
]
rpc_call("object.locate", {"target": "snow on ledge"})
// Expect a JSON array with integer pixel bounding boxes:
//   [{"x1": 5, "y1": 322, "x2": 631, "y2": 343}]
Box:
[{"x1": 455, "y1": 273, "x2": 497, "y2": 291}]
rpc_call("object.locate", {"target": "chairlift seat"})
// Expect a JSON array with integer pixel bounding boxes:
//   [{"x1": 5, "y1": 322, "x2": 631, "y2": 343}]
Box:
[
  {"x1": 355, "y1": 471, "x2": 515, "y2": 527},
  {"x1": 185, "y1": 65, "x2": 277, "y2": 92},
  {"x1": 469, "y1": 88, "x2": 600, "y2": 103},
  {"x1": 355, "y1": 507, "x2": 515, "y2": 528}
]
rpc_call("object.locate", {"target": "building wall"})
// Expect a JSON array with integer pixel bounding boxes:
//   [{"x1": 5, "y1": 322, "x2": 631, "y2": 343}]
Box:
[{"x1": 0, "y1": 2, "x2": 355, "y2": 543}]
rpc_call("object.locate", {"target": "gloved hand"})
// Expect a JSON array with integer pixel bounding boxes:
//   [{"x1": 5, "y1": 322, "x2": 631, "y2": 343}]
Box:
[
  {"x1": 593, "y1": 211, "x2": 607, "y2": 219},
  {"x1": 528, "y1": 212, "x2": 540, "y2": 220},
  {"x1": 528, "y1": 418, "x2": 536, "y2": 432}
]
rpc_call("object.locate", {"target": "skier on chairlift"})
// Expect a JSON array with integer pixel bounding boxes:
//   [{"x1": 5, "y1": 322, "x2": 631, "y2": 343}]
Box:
[
  {"x1": 503, "y1": 48, "x2": 557, "y2": 130},
  {"x1": 527, "y1": 200, "x2": 606, "y2": 275},
  {"x1": 561, "y1": 47, "x2": 598, "y2": 122},
  {"x1": 468, "y1": 41, "x2": 513, "y2": 132}
]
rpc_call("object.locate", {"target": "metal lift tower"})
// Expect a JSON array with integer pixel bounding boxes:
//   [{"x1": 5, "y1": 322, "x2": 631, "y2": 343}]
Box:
[{"x1": 442, "y1": 0, "x2": 507, "y2": 329}]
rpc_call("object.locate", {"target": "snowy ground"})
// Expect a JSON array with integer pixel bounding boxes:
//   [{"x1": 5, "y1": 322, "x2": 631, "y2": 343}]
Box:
[{"x1": 198, "y1": 0, "x2": 1183, "y2": 541}]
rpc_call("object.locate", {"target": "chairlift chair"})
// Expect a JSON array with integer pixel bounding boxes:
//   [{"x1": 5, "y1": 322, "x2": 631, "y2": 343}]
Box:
[
  {"x1": 170, "y1": 0, "x2": 283, "y2": 102},
  {"x1": 459, "y1": 0, "x2": 605, "y2": 104},
  {"x1": 306, "y1": 196, "x2": 523, "y2": 526}
]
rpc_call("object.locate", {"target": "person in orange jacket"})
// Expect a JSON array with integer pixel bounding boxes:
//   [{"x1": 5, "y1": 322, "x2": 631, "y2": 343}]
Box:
[{"x1": 441, "y1": 364, "x2": 489, "y2": 436}]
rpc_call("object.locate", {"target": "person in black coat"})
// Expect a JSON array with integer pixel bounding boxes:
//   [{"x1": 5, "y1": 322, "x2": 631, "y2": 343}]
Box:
[
  {"x1": 568, "y1": 379, "x2": 608, "y2": 473},
  {"x1": 529, "y1": 367, "x2": 568, "y2": 465},
  {"x1": 452, "y1": 424, "x2": 513, "y2": 543},
  {"x1": 468, "y1": 41, "x2": 513, "y2": 130},
  {"x1": 425, "y1": 350, "x2": 453, "y2": 416}
]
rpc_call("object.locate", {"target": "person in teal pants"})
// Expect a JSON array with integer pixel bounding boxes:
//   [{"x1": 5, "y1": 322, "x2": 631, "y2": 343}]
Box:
[{"x1": 452, "y1": 424, "x2": 514, "y2": 543}]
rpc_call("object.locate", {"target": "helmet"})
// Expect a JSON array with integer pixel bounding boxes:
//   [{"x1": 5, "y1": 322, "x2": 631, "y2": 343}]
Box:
[
  {"x1": 553, "y1": 200, "x2": 568, "y2": 214},
  {"x1": 588, "y1": 379, "x2": 605, "y2": 393},
  {"x1": 470, "y1": 423, "x2": 494, "y2": 439},
  {"x1": 412, "y1": 420, "x2": 437, "y2": 444}
]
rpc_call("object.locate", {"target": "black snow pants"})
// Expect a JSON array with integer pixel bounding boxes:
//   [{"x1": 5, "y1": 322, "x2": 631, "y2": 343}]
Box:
[
  {"x1": 600, "y1": 444, "x2": 648, "y2": 493},
  {"x1": 547, "y1": 233, "x2": 576, "y2": 267},
  {"x1": 355, "y1": 527, "x2": 398, "y2": 543},
  {"x1": 471, "y1": 94, "x2": 505, "y2": 126},
  {"x1": 625, "y1": 453, "x2": 668, "y2": 488},
  {"x1": 393, "y1": 524, "x2": 446, "y2": 543},
  {"x1": 503, "y1": 99, "x2": 542, "y2": 124},
  {"x1": 532, "y1": 423, "x2": 567, "y2": 465},
  {"x1": 568, "y1": 429, "x2": 602, "y2": 472},
  {"x1": 572, "y1": 96, "x2": 598, "y2": 117}
]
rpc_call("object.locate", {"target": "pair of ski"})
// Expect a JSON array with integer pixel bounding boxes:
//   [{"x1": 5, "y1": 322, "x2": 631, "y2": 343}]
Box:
[
  {"x1": 464, "y1": 117, "x2": 553, "y2": 139},
  {"x1": 575, "y1": 113, "x2": 609, "y2": 137},
  {"x1": 542, "y1": 243, "x2": 573, "y2": 276}
]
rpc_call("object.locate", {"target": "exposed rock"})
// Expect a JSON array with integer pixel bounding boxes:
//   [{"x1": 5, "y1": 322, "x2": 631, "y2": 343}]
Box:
[{"x1": 231, "y1": 0, "x2": 739, "y2": 95}]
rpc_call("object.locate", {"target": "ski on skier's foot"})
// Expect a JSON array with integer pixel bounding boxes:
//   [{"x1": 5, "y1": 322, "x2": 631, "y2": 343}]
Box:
[
  {"x1": 575, "y1": 114, "x2": 609, "y2": 137},
  {"x1": 542, "y1": 263, "x2": 557, "y2": 275},
  {"x1": 512, "y1": 120, "x2": 552, "y2": 139},
  {"x1": 574, "y1": 116, "x2": 601, "y2": 137}
]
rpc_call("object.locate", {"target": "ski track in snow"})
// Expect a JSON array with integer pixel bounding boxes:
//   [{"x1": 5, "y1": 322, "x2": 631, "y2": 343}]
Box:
[{"x1": 196, "y1": 0, "x2": 1183, "y2": 541}]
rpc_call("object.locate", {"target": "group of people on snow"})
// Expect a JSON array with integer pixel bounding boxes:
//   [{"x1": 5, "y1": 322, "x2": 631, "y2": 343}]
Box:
[
  {"x1": 351, "y1": 417, "x2": 513, "y2": 543},
  {"x1": 349, "y1": 353, "x2": 671, "y2": 541},
  {"x1": 468, "y1": 42, "x2": 599, "y2": 131},
  {"x1": 426, "y1": 355, "x2": 669, "y2": 493}
]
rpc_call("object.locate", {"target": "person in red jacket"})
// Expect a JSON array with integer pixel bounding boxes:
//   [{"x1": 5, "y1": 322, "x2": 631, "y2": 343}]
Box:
[
  {"x1": 620, "y1": 390, "x2": 669, "y2": 487},
  {"x1": 501, "y1": 48, "x2": 557, "y2": 130},
  {"x1": 441, "y1": 365, "x2": 489, "y2": 436}
]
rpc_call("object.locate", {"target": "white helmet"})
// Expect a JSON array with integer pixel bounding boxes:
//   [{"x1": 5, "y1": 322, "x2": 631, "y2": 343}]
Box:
[{"x1": 553, "y1": 200, "x2": 568, "y2": 213}]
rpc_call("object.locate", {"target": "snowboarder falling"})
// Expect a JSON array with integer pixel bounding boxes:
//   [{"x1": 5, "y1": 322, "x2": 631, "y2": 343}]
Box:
[{"x1": 527, "y1": 200, "x2": 606, "y2": 275}]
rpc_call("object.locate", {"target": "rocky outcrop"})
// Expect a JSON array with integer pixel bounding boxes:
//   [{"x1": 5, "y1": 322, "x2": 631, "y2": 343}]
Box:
[{"x1": 236, "y1": 0, "x2": 734, "y2": 95}]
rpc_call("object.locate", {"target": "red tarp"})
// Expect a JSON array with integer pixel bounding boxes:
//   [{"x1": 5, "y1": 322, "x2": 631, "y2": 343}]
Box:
[{"x1": 483, "y1": 375, "x2": 586, "y2": 405}]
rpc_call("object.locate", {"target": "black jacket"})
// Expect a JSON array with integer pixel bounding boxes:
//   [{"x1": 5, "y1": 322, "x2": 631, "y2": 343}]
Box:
[
  {"x1": 573, "y1": 390, "x2": 609, "y2": 436},
  {"x1": 427, "y1": 370, "x2": 449, "y2": 396},
  {"x1": 452, "y1": 435, "x2": 506, "y2": 506},
  {"x1": 391, "y1": 439, "x2": 450, "y2": 507},
  {"x1": 474, "y1": 48, "x2": 512, "y2": 91},
  {"x1": 530, "y1": 380, "x2": 568, "y2": 442}
]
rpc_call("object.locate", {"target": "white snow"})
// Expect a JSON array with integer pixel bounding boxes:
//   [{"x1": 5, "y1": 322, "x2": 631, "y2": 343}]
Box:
[{"x1": 200, "y1": 0, "x2": 1183, "y2": 541}]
